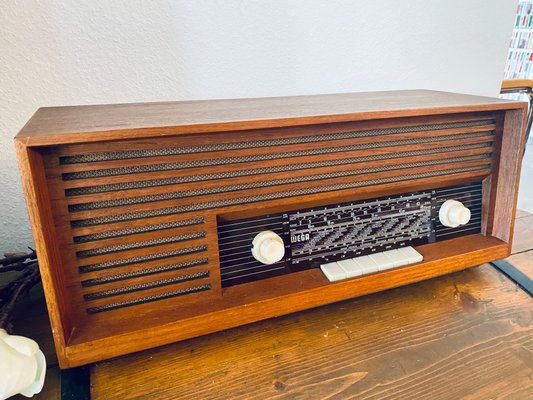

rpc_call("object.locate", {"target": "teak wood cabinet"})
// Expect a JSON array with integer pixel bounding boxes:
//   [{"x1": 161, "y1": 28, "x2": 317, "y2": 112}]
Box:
[{"x1": 15, "y1": 90, "x2": 527, "y2": 368}]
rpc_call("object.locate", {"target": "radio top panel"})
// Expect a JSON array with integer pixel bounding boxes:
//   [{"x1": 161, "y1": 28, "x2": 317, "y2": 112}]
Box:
[{"x1": 16, "y1": 90, "x2": 523, "y2": 146}]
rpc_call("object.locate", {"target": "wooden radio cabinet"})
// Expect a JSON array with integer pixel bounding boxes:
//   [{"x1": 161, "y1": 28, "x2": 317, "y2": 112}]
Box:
[{"x1": 15, "y1": 90, "x2": 527, "y2": 367}]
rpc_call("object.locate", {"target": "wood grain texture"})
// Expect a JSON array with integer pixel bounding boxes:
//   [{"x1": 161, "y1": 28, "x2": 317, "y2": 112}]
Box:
[
  {"x1": 491, "y1": 109, "x2": 527, "y2": 243},
  {"x1": 90, "y1": 264, "x2": 533, "y2": 400},
  {"x1": 15, "y1": 90, "x2": 525, "y2": 146},
  {"x1": 15, "y1": 143, "x2": 72, "y2": 362}
]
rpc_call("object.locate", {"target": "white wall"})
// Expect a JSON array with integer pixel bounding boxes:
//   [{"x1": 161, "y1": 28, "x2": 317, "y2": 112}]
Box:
[{"x1": 0, "y1": 0, "x2": 517, "y2": 251}]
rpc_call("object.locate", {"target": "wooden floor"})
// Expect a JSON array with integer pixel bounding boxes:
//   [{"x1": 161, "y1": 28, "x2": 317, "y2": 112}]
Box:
[{"x1": 12, "y1": 211, "x2": 533, "y2": 400}]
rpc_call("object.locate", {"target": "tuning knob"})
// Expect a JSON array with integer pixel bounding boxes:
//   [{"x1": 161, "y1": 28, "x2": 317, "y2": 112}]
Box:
[
  {"x1": 251, "y1": 231, "x2": 285, "y2": 264},
  {"x1": 439, "y1": 199, "x2": 471, "y2": 228}
]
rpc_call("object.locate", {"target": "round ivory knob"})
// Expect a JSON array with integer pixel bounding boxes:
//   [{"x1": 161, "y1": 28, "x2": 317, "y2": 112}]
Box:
[
  {"x1": 251, "y1": 231, "x2": 285, "y2": 264},
  {"x1": 439, "y1": 199, "x2": 471, "y2": 228}
]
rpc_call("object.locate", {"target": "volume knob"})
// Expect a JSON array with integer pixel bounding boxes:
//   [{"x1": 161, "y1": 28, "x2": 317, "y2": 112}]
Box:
[
  {"x1": 439, "y1": 199, "x2": 471, "y2": 228},
  {"x1": 251, "y1": 231, "x2": 285, "y2": 264}
]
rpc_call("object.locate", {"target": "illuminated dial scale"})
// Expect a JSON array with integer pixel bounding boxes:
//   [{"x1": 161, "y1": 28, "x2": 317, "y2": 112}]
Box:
[{"x1": 218, "y1": 183, "x2": 481, "y2": 287}]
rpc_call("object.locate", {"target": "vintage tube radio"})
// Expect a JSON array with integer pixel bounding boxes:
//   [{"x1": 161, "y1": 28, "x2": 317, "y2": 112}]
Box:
[{"x1": 15, "y1": 90, "x2": 526, "y2": 367}]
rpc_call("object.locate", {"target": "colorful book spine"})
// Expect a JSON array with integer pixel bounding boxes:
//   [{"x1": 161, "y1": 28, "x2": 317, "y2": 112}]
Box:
[{"x1": 505, "y1": 2, "x2": 533, "y2": 79}]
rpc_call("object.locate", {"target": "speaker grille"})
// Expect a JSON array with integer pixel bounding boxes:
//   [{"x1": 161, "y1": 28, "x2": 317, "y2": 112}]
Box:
[{"x1": 43, "y1": 114, "x2": 496, "y2": 316}]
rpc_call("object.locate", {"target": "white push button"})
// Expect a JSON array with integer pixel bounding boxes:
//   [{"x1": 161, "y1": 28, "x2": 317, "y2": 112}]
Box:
[
  {"x1": 320, "y1": 247, "x2": 424, "y2": 282},
  {"x1": 251, "y1": 231, "x2": 285, "y2": 264},
  {"x1": 439, "y1": 199, "x2": 471, "y2": 228},
  {"x1": 337, "y1": 259, "x2": 363, "y2": 278},
  {"x1": 352, "y1": 255, "x2": 379, "y2": 274},
  {"x1": 369, "y1": 252, "x2": 395, "y2": 271},
  {"x1": 320, "y1": 262, "x2": 347, "y2": 282},
  {"x1": 398, "y1": 246, "x2": 423, "y2": 264},
  {"x1": 381, "y1": 249, "x2": 410, "y2": 267}
]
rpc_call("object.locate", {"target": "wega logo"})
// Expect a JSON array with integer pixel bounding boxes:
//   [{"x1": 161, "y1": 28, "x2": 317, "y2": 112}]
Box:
[{"x1": 291, "y1": 232, "x2": 310, "y2": 243}]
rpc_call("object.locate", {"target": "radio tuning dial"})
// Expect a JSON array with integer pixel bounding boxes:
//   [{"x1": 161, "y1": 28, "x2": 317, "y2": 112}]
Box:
[
  {"x1": 439, "y1": 200, "x2": 471, "y2": 228},
  {"x1": 251, "y1": 231, "x2": 285, "y2": 264}
]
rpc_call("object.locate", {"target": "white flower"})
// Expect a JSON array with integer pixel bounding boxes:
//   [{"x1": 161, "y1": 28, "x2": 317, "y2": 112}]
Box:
[{"x1": 0, "y1": 329, "x2": 46, "y2": 399}]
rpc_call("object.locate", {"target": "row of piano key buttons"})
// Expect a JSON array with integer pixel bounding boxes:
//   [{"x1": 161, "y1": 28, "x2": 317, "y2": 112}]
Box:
[{"x1": 320, "y1": 246, "x2": 424, "y2": 282}]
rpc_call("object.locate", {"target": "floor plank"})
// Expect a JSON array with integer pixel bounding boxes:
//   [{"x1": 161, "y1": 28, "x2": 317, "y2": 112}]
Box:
[{"x1": 91, "y1": 265, "x2": 533, "y2": 400}]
